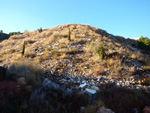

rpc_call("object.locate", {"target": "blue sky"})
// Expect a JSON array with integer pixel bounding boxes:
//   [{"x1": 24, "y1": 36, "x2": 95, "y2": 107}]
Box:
[{"x1": 0, "y1": 0, "x2": 150, "y2": 38}]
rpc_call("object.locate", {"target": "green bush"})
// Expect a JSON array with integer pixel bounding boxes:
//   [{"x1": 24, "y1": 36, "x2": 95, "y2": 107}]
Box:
[
  {"x1": 96, "y1": 44, "x2": 105, "y2": 60},
  {"x1": 9, "y1": 31, "x2": 22, "y2": 36},
  {"x1": 0, "y1": 30, "x2": 3, "y2": 33},
  {"x1": 68, "y1": 28, "x2": 71, "y2": 41},
  {"x1": 21, "y1": 41, "x2": 26, "y2": 56},
  {"x1": 138, "y1": 36, "x2": 150, "y2": 50},
  {"x1": 38, "y1": 27, "x2": 42, "y2": 33}
]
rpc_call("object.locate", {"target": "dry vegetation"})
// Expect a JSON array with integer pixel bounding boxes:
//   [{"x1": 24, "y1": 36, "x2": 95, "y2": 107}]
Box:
[{"x1": 0, "y1": 24, "x2": 149, "y2": 79}]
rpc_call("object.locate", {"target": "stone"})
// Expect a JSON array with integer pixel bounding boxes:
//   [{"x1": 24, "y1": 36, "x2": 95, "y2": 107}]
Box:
[
  {"x1": 0, "y1": 66, "x2": 6, "y2": 81},
  {"x1": 85, "y1": 88, "x2": 96, "y2": 94},
  {"x1": 43, "y1": 78, "x2": 72, "y2": 96},
  {"x1": 43, "y1": 78, "x2": 61, "y2": 90},
  {"x1": 17, "y1": 77, "x2": 26, "y2": 85},
  {"x1": 132, "y1": 108, "x2": 138, "y2": 113},
  {"x1": 143, "y1": 106, "x2": 150, "y2": 113},
  {"x1": 97, "y1": 106, "x2": 114, "y2": 113},
  {"x1": 79, "y1": 83, "x2": 87, "y2": 88},
  {"x1": 80, "y1": 106, "x2": 87, "y2": 113},
  {"x1": 91, "y1": 86, "x2": 100, "y2": 91},
  {"x1": 6, "y1": 65, "x2": 16, "y2": 77},
  {"x1": 30, "y1": 88, "x2": 46, "y2": 105}
]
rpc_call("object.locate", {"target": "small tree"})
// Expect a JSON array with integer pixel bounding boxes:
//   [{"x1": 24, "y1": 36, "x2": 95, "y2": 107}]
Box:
[
  {"x1": 0, "y1": 30, "x2": 3, "y2": 33},
  {"x1": 38, "y1": 27, "x2": 42, "y2": 33},
  {"x1": 96, "y1": 44, "x2": 105, "y2": 60},
  {"x1": 21, "y1": 41, "x2": 26, "y2": 56},
  {"x1": 68, "y1": 28, "x2": 71, "y2": 41},
  {"x1": 138, "y1": 36, "x2": 150, "y2": 50}
]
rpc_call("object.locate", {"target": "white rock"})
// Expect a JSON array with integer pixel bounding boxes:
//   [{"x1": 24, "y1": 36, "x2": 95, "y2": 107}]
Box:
[
  {"x1": 85, "y1": 88, "x2": 96, "y2": 94},
  {"x1": 91, "y1": 86, "x2": 100, "y2": 91},
  {"x1": 79, "y1": 83, "x2": 87, "y2": 88}
]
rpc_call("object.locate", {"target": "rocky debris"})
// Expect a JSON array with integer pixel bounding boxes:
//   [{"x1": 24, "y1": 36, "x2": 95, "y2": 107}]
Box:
[
  {"x1": 143, "y1": 106, "x2": 150, "y2": 113},
  {"x1": 97, "y1": 106, "x2": 114, "y2": 113},
  {"x1": 30, "y1": 78, "x2": 73, "y2": 105}
]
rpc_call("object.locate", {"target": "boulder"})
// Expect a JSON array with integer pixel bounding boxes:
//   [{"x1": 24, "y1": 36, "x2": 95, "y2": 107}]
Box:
[
  {"x1": 97, "y1": 106, "x2": 114, "y2": 113},
  {"x1": 143, "y1": 106, "x2": 150, "y2": 113}
]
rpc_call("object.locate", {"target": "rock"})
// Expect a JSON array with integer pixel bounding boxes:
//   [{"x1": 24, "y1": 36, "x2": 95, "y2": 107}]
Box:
[
  {"x1": 17, "y1": 77, "x2": 26, "y2": 85},
  {"x1": 16, "y1": 66, "x2": 30, "y2": 77},
  {"x1": 6, "y1": 65, "x2": 16, "y2": 77},
  {"x1": 0, "y1": 66, "x2": 6, "y2": 81},
  {"x1": 80, "y1": 106, "x2": 87, "y2": 113},
  {"x1": 91, "y1": 86, "x2": 100, "y2": 91},
  {"x1": 85, "y1": 88, "x2": 96, "y2": 94},
  {"x1": 132, "y1": 108, "x2": 138, "y2": 113},
  {"x1": 43, "y1": 78, "x2": 61, "y2": 90},
  {"x1": 97, "y1": 106, "x2": 114, "y2": 113},
  {"x1": 43, "y1": 78, "x2": 72, "y2": 96},
  {"x1": 79, "y1": 83, "x2": 87, "y2": 88},
  {"x1": 143, "y1": 106, "x2": 150, "y2": 113},
  {"x1": 30, "y1": 88, "x2": 46, "y2": 105}
]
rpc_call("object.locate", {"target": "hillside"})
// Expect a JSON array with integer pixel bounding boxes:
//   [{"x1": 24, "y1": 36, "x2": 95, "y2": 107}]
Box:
[
  {"x1": 0, "y1": 24, "x2": 150, "y2": 113},
  {"x1": 0, "y1": 24, "x2": 149, "y2": 78}
]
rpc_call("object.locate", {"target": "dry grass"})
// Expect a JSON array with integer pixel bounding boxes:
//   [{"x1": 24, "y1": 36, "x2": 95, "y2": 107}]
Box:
[
  {"x1": 12, "y1": 59, "x2": 43, "y2": 88},
  {"x1": 59, "y1": 44, "x2": 66, "y2": 49},
  {"x1": 61, "y1": 53, "x2": 69, "y2": 59},
  {"x1": 62, "y1": 48, "x2": 78, "y2": 54},
  {"x1": 58, "y1": 38, "x2": 71, "y2": 45},
  {"x1": 73, "y1": 38, "x2": 86, "y2": 44},
  {"x1": 25, "y1": 52, "x2": 36, "y2": 58},
  {"x1": 38, "y1": 53, "x2": 50, "y2": 63},
  {"x1": 141, "y1": 77, "x2": 150, "y2": 85},
  {"x1": 46, "y1": 47, "x2": 51, "y2": 51},
  {"x1": 94, "y1": 65, "x2": 104, "y2": 76},
  {"x1": 10, "y1": 54, "x2": 23, "y2": 63},
  {"x1": 142, "y1": 66, "x2": 150, "y2": 71},
  {"x1": 85, "y1": 100, "x2": 104, "y2": 113},
  {"x1": 44, "y1": 32, "x2": 60, "y2": 45}
]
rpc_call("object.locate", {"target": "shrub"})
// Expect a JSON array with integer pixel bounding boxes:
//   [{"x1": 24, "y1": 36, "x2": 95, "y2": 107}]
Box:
[
  {"x1": 0, "y1": 30, "x2": 3, "y2": 33},
  {"x1": 98, "y1": 83, "x2": 150, "y2": 113},
  {"x1": 96, "y1": 44, "x2": 105, "y2": 59},
  {"x1": 21, "y1": 41, "x2": 26, "y2": 56},
  {"x1": 38, "y1": 27, "x2": 43, "y2": 33},
  {"x1": 68, "y1": 28, "x2": 71, "y2": 41},
  {"x1": 138, "y1": 36, "x2": 150, "y2": 50}
]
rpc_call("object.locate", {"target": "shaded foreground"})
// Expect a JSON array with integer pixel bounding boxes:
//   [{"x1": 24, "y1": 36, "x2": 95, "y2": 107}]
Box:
[{"x1": 0, "y1": 62, "x2": 150, "y2": 113}]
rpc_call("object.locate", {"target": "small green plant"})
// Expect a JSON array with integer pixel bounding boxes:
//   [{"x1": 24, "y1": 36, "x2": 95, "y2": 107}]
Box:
[
  {"x1": 138, "y1": 36, "x2": 150, "y2": 50},
  {"x1": 21, "y1": 41, "x2": 26, "y2": 56},
  {"x1": 38, "y1": 27, "x2": 43, "y2": 33},
  {"x1": 96, "y1": 44, "x2": 105, "y2": 59},
  {"x1": 68, "y1": 28, "x2": 71, "y2": 41}
]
